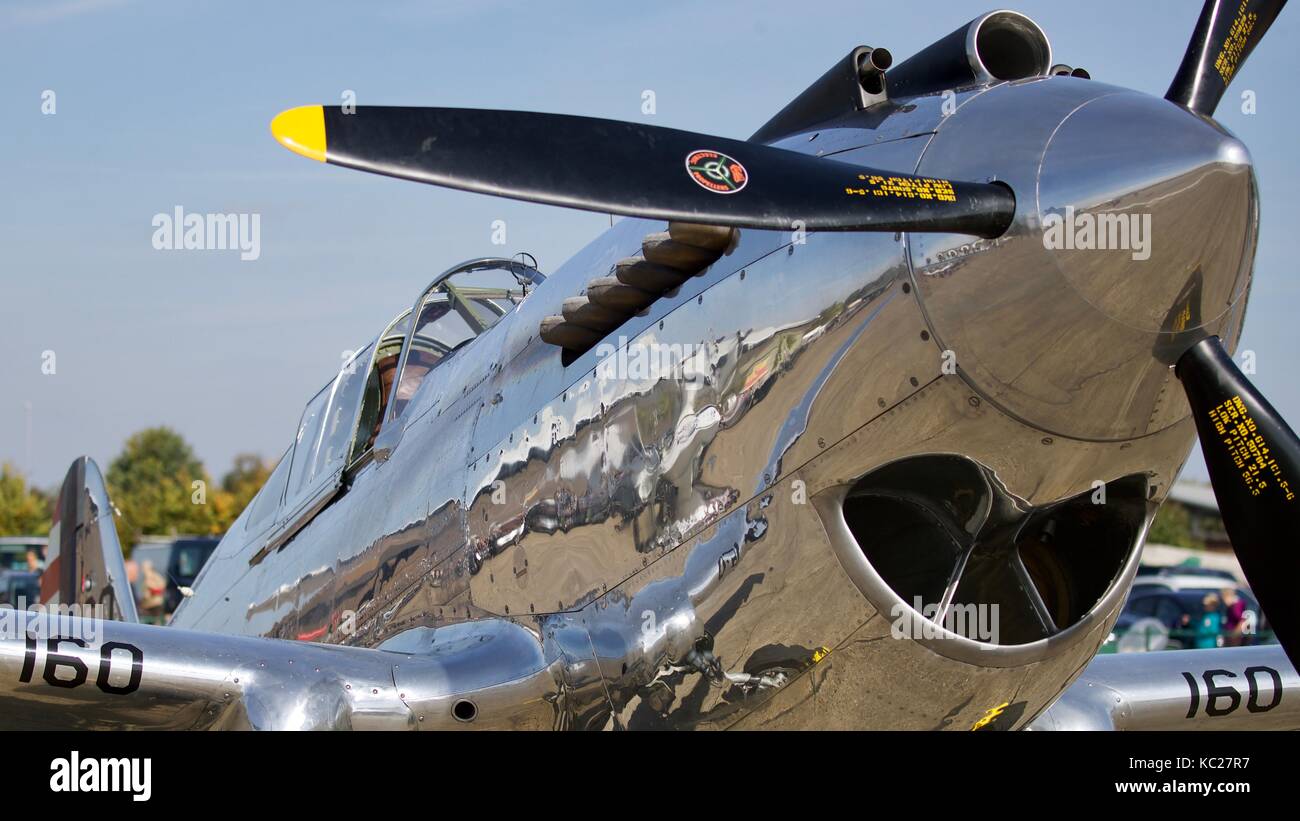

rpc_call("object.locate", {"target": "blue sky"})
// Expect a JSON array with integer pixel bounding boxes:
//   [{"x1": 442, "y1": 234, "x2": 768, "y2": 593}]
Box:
[{"x1": 1, "y1": 0, "x2": 1297, "y2": 489}]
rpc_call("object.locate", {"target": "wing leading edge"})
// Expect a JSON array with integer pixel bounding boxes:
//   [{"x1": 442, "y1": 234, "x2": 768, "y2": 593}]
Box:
[{"x1": 0, "y1": 611, "x2": 564, "y2": 730}]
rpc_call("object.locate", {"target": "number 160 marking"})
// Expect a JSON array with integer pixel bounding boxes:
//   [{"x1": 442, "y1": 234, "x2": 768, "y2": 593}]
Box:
[
  {"x1": 18, "y1": 634, "x2": 144, "y2": 695},
  {"x1": 1182, "y1": 666, "x2": 1282, "y2": 718}
]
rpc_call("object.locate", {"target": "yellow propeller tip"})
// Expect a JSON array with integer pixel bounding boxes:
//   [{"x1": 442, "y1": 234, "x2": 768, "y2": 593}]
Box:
[{"x1": 271, "y1": 105, "x2": 326, "y2": 162}]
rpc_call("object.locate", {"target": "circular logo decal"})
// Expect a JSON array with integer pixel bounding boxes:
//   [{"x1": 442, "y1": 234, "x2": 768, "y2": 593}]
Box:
[{"x1": 685, "y1": 149, "x2": 748, "y2": 194}]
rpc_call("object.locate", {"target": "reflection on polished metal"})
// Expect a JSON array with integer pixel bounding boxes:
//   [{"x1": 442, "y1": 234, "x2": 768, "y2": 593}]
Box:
[
  {"x1": 910, "y1": 80, "x2": 1256, "y2": 441},
  {"x1": 10, "y1": 7, "x2": 1286, "y2": 731}
]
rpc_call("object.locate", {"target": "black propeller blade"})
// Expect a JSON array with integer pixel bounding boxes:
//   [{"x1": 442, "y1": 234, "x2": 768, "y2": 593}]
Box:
[
  {"x1": 1176, "y1": 336, "x2": 1300, "y2": 668},
  {"x1": 1166, "y1": 0, "x2": 1288, "y2": 116},
  {"x1": 271, "y1": 105, "x2": 1015, "y2": 238}
]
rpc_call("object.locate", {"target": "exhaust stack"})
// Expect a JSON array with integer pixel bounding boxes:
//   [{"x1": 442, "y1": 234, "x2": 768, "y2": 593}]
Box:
[{"x1": 886, "y1": 10, "x2": 1052, "y2": 99}]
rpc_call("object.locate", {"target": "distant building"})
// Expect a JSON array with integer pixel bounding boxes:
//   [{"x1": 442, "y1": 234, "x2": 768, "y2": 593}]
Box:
[{"x1": 1166, "y1": 479, "x2": 1230, "y2": 551}]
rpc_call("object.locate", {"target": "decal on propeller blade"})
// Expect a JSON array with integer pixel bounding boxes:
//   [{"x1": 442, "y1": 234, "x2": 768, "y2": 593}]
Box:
[
  {"x1": 1208, "y1": 395, "x2": 1296, "y2": 501},
  {"x1": 1215, "y1": 4, "x2": 1257, "y2": 84},
  {"x1": 846, "y1": 174, "x2": 958, "y2": 203},
  {"x1": 685, "y1": 150, "x2": 748, "y2": 194}
]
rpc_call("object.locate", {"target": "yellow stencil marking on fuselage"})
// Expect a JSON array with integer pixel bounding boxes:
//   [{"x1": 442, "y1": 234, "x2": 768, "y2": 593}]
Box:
[
  {"x1": 971, "y1": 702, "x2": 1009, "y2": 731},
  {"x1": 1172, "y1": 302, "x2": 1192, "y2": 332}
]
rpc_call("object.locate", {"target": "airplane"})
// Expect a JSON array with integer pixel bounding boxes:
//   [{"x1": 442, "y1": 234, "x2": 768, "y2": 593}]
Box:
[{"x1": 2, "y1": 0, "x2": 1297, "y2": 730}]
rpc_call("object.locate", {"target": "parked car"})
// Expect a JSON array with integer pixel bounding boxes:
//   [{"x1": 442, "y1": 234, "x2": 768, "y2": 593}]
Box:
[
  {"x1": 0, "y1": 570, "x2": 41, "y2": 609},
  {"x1": 0, "y1": 536, "x2": 46, "y2": 571},
  {"x1": 131, "y1": 537, "x2": 219, "y2": 614},
  {"x1": 1105, "y1": 583, "x2": 1271, "y2": 652},
  {"x1": 1133, "y1": 563, "x2": 1232, "y2": 584}
]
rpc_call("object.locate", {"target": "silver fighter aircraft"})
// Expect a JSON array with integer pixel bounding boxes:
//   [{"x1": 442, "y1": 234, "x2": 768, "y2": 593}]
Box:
[{"x1": 4, "y1": 1, "x2": 1298, "y2": 730}]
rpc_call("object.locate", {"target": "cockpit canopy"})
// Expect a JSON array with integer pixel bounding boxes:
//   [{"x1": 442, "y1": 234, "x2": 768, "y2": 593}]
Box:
[
  {"x1": 388, "y1": 260, "x2": 537, "y2": 419},
  {"x1": 234, "y1": 256, "x2": 544, "y2": 558}
]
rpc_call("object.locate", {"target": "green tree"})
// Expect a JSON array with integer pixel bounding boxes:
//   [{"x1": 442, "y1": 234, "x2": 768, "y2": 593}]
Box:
[
  {"x1": 1147, "y1": 500, "x2": 1203, "y2": 549},
  {"x1": 214, "y1": 452, "x2": 272, "y2": 531},
  {"x1": 0, "y1": 463, "x2": 52, "y2": 536},
  {"x1": 106, "y1": 427, "x2": 218, "y2": 549}
]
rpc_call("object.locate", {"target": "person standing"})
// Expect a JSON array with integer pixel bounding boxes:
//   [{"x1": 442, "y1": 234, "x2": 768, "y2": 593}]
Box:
[
  {"x1": 138, "y1": 560, "x2": 167, "y2": 625},
  {"x1": 1194, "y1": 592, "x2": 1222, "y2": 649},
  {"x1": 1221, "y1": 587, "x2": 1247, "y2": 647}
]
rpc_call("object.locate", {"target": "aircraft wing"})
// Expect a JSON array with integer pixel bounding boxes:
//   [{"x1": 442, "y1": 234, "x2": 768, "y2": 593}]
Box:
[
  {"x1": 0, "y1": 611, "x2": 566, "y2": 730},
  {"x1": 1028, "y1": 645, "x2": 1300, "y2": 730},
  {"x1": 7, "y1": 617, "x2": 1294, "y2": 731}
]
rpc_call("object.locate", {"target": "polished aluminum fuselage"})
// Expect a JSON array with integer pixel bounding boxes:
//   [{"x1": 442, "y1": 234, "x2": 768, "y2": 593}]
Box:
[{"x1": 172, "y1": 76, "x2": 1258, "y2": 729}]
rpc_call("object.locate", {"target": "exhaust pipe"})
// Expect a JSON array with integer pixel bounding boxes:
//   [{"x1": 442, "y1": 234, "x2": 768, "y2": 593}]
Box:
[
  {"x1": 750, "y1": 45, "x2": 894, "y2": 143},
  {"x1": 886, "y1": 10, "x2": 1053, "y2": 99}
]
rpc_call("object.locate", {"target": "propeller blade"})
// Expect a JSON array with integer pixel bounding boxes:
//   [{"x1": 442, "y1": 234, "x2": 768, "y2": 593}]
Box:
[
  {"x1": 1175, "y1": 336, "x2": 1300, "y2": 668},
  {"x1": 270, "y1": 105, "x2": 1015, "y2": 238},
  {"x1": 1166, "y1": 0, "x2": 1288, "y2": 116}
]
